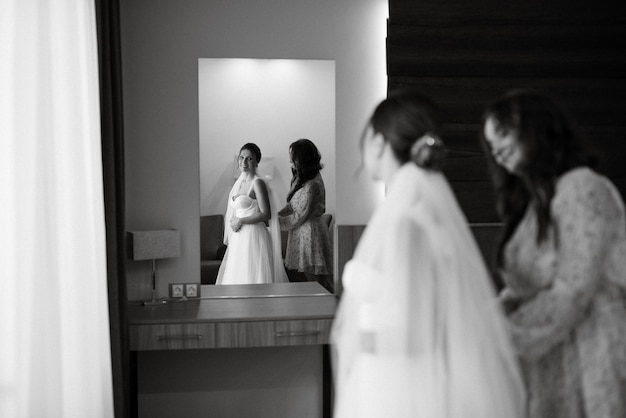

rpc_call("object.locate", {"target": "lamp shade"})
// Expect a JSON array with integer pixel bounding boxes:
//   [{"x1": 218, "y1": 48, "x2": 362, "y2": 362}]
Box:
[{"x1": 128, "y1": 230, "x2": 180, "y2": 260}]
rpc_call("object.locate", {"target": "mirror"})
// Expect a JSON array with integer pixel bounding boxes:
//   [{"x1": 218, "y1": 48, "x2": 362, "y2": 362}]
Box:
[{"x1": 199, "y1": 58, "x2": 336, "y2": 291}]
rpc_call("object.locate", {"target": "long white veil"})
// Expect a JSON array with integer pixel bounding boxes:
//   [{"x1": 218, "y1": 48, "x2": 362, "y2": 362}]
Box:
[
  {"x1": 265, "y1": 175, "x2": 289, "y2": 283},
  {"x1": 222, "y1": 173, "x2": 243, "y2": 246},
  {"x1": 331, "y1": 164, "x2": 526, "y2": 418}
]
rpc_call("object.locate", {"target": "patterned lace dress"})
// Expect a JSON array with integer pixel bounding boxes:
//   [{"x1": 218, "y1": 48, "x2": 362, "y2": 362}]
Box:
[
  {"x1": 279, "y1": 173, "x2": 332, "y2": 275},
  {"x1": 501, "y1": 167, "x2": 626, "y2": 417}
]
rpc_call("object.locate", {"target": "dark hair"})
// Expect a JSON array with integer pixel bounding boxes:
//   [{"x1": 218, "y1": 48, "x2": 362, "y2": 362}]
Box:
[
  {"x1": 240, "y1": 142, "x2": 262, "y2": 162},
  {"x1": 363, "y1": 89, "x2": 447, "y2": 171},
  {"x1": 480, "y1": 89, "x2": 598, "y2": 266},
  {"x1": 286, "y1": 138, "x2": 323, "y2": 202}
]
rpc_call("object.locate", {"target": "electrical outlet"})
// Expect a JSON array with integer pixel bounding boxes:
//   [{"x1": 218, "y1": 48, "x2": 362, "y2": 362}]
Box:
[
  {"x1": 185, "y1": 283, "x2": 199, "y2": 298},
  {"x1": 169, "y1": 283, "x2": 184, "y2": 298}
]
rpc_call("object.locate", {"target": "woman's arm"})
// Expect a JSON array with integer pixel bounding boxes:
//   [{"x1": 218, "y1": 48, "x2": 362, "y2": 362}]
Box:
[
  {"x1": 279, "y1": 180, "x2": 322, "y2": 231},
  {"x1": 508, "y1": 171, "x2": 621, "y2": 360},
  {"x1": 277, "y1": 203, "x2": 293, "y2": 217},
  {"x1": 231, "y1": 179, "x2": 271, "y2": 231},
  {"x1": 498, "y1": 286, "x2": 522, "y2": 314}
]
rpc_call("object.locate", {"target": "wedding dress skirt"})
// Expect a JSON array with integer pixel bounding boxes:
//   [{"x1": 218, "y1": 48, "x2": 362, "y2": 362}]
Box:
[
  {"x1": 216, "y1": 175, "x2": 288, "y2": 285},
  {"x1": 216, "y1": 195, "x2": 275, "y2": 285}
]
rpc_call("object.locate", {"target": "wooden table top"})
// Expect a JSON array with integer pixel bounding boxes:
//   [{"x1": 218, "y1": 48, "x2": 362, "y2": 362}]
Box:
[
  {"x1": 200, "y1": 281, "x2": 331, "y2": 299},
  {"x1": 128, "y1": 282, "x2": 337, "y2": 325}
]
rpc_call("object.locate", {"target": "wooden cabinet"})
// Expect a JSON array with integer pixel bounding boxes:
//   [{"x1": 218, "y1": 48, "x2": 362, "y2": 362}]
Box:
[
  {"x1": 128, "y1": 283, "x2": 336, "y2": 352},
  {"x1": 128, "y1": 283, "x2": 337, "y2": 417},
  {"x1": 130, "y1": 318, "x2": 333, "y2": 350}
]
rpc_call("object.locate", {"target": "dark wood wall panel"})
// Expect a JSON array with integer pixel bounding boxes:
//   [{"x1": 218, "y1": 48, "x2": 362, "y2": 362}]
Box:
[
  {"x1": 388, "y1": 77, "x2": 626, "y2": 126},
  {"x1": 388, "y1": 25, "x2": 626, "y2": 78},
  {"x1": 388, "y1": 0, "x2": 626, "y2": 222},
  {"x1": 589, "y1": 130, "x2": 626, "y2": 179},
  {"x1": 389, "y1": 0, "x2": 623, "y2": 24},
  {"x1": 451, "y1": 183, "x2": 499, "y2": 223}
]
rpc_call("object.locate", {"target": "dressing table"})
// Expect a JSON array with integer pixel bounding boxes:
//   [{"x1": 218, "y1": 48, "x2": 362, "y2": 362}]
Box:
[{"x1": 129, "y1": 282, "x2": 336, "y2": 418}]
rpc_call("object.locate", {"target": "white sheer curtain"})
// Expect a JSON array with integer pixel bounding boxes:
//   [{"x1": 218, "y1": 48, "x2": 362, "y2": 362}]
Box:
[{"x1": 0, "y1": 0, "x2": 114, "y2": 417}]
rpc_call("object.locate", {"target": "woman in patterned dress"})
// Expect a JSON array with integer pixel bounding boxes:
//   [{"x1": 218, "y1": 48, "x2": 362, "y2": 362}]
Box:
[
  {"x1": 278, "y1": 138, "x2": 333, "y2": 292},
  {"x1": 481, "y1": 89, "x2": 626, "y2": 417}
]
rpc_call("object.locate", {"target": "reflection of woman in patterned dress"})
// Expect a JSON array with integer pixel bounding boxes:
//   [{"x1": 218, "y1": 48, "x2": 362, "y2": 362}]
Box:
[
  {"x1": 279, "y1": 139, "x2": 333, "y2": 292},
  {"x1": 216, "y1": 143, "x2": 288, "y2": 285},
  {"x1": 482, "y1": 89, "x2": 626, "y2": 417}
]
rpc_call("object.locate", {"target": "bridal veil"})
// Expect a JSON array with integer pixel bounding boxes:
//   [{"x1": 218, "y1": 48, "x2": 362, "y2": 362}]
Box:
[{"x1": 331, "y1": 164, "x2": 526, "y2": 417}]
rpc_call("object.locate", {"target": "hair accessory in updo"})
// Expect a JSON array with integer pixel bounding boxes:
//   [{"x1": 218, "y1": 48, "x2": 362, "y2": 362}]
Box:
[{"x1": 410, "y1": 133, "x2": 447, "y2": 171}]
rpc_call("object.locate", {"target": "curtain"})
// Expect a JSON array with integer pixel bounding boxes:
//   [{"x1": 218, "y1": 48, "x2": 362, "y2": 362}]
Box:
[
  {"x1": 95, "y1": 0, "x2": 130, "y2": 416},
  {"x1": 0, "y1": 0, "x2": 114, "y2": 417}
]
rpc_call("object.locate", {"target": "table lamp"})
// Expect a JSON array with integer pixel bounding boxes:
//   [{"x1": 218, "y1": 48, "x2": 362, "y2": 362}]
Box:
[{"x1": 128, "y1": 229, "x2": 180, "y2": 306}]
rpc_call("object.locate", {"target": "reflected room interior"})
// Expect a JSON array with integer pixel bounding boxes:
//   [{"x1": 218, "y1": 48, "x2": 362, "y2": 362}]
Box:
[{"x1": 198, "y1": 58, "x2": 336, "y2": 289}]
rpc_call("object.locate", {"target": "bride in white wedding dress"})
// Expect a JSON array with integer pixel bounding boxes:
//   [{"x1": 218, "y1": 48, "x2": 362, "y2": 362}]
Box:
[
  {"x1": 331, "y1": 90, "x2": 526, "y2": 418},
  {"x1": 216, "y1": 143, "x2": 288, "y2": 285}
]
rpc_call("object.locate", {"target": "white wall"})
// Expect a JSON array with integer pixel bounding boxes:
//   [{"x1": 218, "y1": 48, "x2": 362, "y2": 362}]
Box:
[{"x1": 121, "y1": 0, "x2": 388, "y2": 300}]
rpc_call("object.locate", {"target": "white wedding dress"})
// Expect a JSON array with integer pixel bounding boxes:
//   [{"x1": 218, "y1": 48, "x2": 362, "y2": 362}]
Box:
[
  {"x1": 216, "y1": 174, "x2": 288, "y2": 285},
  {"x1": 331, "y1": 163, "x2": 526, "y2": 418}
]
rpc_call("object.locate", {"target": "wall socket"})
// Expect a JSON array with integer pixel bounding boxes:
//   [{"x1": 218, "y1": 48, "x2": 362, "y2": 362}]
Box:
[
  {"x1": 169, "y1": 284, "x2": 184, "y2": 298},
  {"x1": 185, "y1": 283, "x2": 199, "y2": 298},
  {"x1": 169, "y1": 283, "x2": 200, "y2": 299}
]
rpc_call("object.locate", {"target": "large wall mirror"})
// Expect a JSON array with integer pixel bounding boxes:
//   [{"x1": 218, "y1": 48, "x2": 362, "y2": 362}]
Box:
[{"x1": 199, "y1": 58, "x2": 336, "y2": 289}]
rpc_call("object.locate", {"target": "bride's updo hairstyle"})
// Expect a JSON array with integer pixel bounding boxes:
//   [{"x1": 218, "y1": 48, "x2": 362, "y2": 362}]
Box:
[{"x1": 365, "y1": 89, "x2": 447, "y2": 171}]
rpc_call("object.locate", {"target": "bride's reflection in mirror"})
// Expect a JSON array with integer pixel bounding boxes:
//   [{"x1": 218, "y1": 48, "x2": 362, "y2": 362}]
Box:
[
  {"x1": 216, "y1": 142, "x2": 290, "y2": 285},
  {"x1": 198, "y1": 58, "x2": 336, "y2": 291}
]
